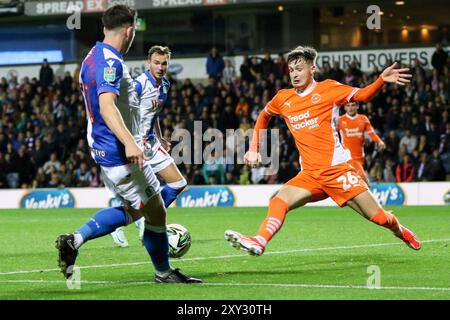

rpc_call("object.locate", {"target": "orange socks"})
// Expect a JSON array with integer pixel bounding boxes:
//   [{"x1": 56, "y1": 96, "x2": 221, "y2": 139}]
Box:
[
  {"x1": 370, "y1": 208, "x2": 401, "y2": 235},
  {"x1": 256, "y1": 197, "x2": 289, "y2": 245}
]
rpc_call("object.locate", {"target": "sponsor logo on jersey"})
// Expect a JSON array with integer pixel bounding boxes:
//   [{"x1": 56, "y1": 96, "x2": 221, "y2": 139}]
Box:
[
  {"x1": 311, "y1": 93, "x2": 321, "y2": 103},
  {"x1": 370, "y1": 184, "x2": 405, "y2": 206},
  {"x1": 176, "y1": 186, "x2": 235, "y2": 207},
  {"x1": 288, "y1": 110, "x2": 319, "y2": 130},
  {"x1": 91, "y1": 147, "x2": 106, "y2": 157},
  {"x1": 345, "y1": 127, "x2": 364, "y2": 137},
  {"x1": 20, "y1": 189, "x2": 76, "y2": 209}
]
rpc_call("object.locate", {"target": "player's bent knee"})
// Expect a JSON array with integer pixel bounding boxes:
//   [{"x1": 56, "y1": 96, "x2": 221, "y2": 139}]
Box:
[
  {"x1": 123, "y1": 204, "x2": 142, "y2": 224},
  {"x1": 140, "y1": 194, "x2": 166, "y2": 226}
]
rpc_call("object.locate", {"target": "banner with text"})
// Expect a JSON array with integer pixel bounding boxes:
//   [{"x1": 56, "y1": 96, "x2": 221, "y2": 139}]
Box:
[{"x1": 0, "y1": 183, "x2": 449, "y2": 209}]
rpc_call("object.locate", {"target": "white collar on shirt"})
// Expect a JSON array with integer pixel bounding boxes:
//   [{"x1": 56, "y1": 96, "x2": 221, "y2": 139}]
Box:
[{"x1": 295, "y1": 80, "x2": 317, "y2": 97}]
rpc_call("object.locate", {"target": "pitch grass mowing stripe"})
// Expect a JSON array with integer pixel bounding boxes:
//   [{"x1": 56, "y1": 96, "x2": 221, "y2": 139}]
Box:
[
  {"x1": 1, "y1": 238, "x2": 449, "y2": 276},
  {"x1": 0, "y1": 279, "x2": 449, "y2": 292}
]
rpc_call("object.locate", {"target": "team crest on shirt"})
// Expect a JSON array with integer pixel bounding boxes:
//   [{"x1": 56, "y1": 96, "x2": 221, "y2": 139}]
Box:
[
  {"x1": 104, "y1": 67, "x2": 116, "y2": 82},
  {"x1": 311, "y1": 93, "x2": 321, "y2": 104}
]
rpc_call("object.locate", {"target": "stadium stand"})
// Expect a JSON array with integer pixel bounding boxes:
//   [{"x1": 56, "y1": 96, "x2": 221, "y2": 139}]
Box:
[{"x1": 0, "y1": 45, "x2": 449, "y2": 189}]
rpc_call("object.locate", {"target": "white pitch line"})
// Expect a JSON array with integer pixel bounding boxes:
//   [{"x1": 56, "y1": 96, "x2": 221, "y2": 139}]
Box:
[
  {"x1": 0, "y1": 238, "x2": 449, "y2": 276},
  {"x1": 0, "y1": 279, "x2": 449, "y2": 292}
]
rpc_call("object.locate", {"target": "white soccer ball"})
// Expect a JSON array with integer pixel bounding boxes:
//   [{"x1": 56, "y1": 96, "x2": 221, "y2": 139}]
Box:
[{"x1": 167, "y1": 223, "x2": 191, "y2": 258}]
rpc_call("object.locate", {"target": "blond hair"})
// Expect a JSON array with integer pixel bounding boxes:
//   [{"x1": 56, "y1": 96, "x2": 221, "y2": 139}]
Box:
[{"x1": 147, "y1": 45, "x2": 171, "y2": 61}]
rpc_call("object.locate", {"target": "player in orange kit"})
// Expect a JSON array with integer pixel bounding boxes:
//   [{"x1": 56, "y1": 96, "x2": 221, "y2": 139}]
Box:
[
  {"x1": 337, "y1": 102, "x2": 386, "y2": 183},
  {"x1": 224, "y1": 46, "x2": 420, "y2": 256}
]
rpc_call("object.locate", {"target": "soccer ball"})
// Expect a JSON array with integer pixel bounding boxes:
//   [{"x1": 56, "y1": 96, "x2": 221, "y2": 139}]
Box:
[{"x1": 167, "y1": 223, "x2": 191, "y2": 258}]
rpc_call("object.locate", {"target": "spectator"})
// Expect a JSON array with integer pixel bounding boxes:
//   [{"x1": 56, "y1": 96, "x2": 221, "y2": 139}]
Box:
[
  {"x1": 192, "y1": 167, "x2": 206, "y2": 185},
  {"x1": 235, "y1": 95, "x2": 249, "y2": 118},
  {"x1": 250, "y1": 166, "x2": 266, "y2": 184},
  {"x1": 369, "y1": 160, "x2": 384, "y2": 182},
  {"x1": 239, "y1": 54, "x2": 254, "y2": 82},
  {"x1": 222, "y1": 59, "x2": 236, "y2": 85},
  {"x1": 47, "y1": 172, "x2": 62, "y2": 188},
  {"x1": 30, "y1": 139, "x2": 48, "y2": 169},
  {"x1": 39, "y1": 59, "x2": 54, "y2": 87},
  {"x1": 219, "y1": 105, "x2": 239, "y2": 132},
  {"x1": 399, "y1": 129, "x2": 418, "y2": 155},
  {"x1": 239, "y1": 166, "x2": 250, "y2": 185},
  {"x1": 396, "y1": 154, "x2": 415, "y2": 182},
  {"x1": 73, "y1": 162, "x2": 91, "y2": 187},
  {"x1": 202, "y1": 151, "x2": 225, "y2": 185},
  {"x1": 416, "y1": 153, "x2": 432, "y2": 181},
  {"x1": 427, "y1": 150, "x2": 446, "y2": 181},
  {"x1": 206, "y1": 47, "x2": 225, "y2": 81},
  {"x1": 4, "y1": 153, "x2": 19, "y2": 188},
  {"x1": 276, "y1": 52, "x2": 289, "y2": 78},
  {"x1": 261, "y1": 51, "x2": 277, "y2": 79},
  {"x1": 89, "y1": 166, "x2": 102, "y2": 187},
  {"x1": 330, "y1": 61, "x2": 344, "y2": 82},
  {"x1": 43, "y1": 152, "x2": 61, "y2": 175},
  {"x1": 224, "y1": 171, "x2": 237, "y2": 184},
  {"x1": 431, "y1": 43, "x2": 448, "y2": 76},
  {"x1": 383, "y1": 158, "x2": 396, "y2": 182},
  {"x1": 59, "y1": 163, "x2": 73, "y2": 187}
]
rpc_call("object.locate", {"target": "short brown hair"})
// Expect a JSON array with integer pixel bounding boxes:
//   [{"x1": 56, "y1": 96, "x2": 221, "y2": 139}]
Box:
[
  {"x1": 102, "y1": 5, "x2": 137, "y2": 30},
  {"x1": 148, "y1": 46, "x2": 171, "y2": 61},
  {"x1": 287, "y1": 46, "x2": 317, "y2": 66}
]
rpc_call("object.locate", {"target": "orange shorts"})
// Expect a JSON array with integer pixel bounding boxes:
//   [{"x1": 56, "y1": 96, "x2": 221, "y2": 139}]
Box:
[
  {"x1": 348, "y1": 158, "x2": 366, "y2": 181},
  {"x1": 286, "y1": 162, "x2": 368, "y2": 207}
]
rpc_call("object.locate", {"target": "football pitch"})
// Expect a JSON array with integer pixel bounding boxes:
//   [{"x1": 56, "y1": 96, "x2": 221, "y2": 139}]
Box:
[{"x1": 0, "y1": 206, "x2": 449, "y2": 300}]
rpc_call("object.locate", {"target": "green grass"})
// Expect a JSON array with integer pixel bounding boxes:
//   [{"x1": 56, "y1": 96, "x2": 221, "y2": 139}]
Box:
[{"x1": 0, "y1": 206, "x2": 449, "y2": 300}]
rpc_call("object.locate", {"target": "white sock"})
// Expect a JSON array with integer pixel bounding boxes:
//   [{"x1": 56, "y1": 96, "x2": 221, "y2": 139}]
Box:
[{"x1": 73, "y1": 233, "x2": 84, "y2": 249}]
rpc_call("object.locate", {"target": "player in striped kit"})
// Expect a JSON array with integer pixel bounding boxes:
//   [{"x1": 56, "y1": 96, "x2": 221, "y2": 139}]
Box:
[{"x1": 110, "y1": 46, "x2": 187, "y2": 247}]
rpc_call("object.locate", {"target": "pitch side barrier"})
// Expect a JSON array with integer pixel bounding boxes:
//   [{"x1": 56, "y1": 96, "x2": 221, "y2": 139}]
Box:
[{"x1": 0, "y1": 183, "x2": 449, "y2": 209}]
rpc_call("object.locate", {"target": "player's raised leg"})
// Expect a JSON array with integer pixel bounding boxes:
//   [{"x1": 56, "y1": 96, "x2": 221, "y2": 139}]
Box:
[
  {"x1": 225, "y1": 184, "x2": 313, "y2": 256},
  {"x1": 349, "y1": 191, "x2": 421, "y2": 250}
]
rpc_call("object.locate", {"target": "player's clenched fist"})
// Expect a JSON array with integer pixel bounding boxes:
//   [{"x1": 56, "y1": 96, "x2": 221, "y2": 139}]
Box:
[{"x1": 244, "y1": 151, "x2": 262, "y2": 168}]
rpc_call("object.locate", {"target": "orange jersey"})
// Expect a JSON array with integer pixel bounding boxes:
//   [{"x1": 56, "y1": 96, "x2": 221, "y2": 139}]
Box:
[
  {"x1": 337, "y1": 114, "x2": 382, "y2": 161},
  {"x1": 265, "y1": 79, "x2": 360, "y2": 171}
]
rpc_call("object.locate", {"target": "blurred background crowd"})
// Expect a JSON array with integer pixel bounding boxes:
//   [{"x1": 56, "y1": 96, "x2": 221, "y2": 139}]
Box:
[{"x1": 0, "y1": 44, "x2": 449, "y2": 189}]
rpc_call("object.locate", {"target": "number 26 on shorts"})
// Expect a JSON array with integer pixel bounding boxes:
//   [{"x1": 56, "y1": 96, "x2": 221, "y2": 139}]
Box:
[{"x1": 337, "y1": 172, "x2": 359, "y2": 191}]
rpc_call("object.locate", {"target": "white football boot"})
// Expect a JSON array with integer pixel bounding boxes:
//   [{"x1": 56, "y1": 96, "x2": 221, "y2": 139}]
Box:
[
  {"x1": 110, "y1": 227, "x2": 129, "y2": 248},
  {"x1": 135, "y1": 217, "x2": 145, "y2": 245},
  {"x1": 224, "y1": 230, "x2": 265, "y2": 256}
]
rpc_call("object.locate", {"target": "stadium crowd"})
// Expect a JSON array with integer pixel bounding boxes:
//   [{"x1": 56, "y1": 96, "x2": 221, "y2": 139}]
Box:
[{"x1": 0, "y1": 45, "x2": 449, "y2": 189}]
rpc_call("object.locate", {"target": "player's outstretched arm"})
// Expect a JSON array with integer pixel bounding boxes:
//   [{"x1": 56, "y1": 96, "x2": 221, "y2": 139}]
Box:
[
  {"x1": 99, "y1": 92, "x2": 146, "y2": 169},
  {"x1": 245, "y1": 109, "x2": 272, "y2": 168},
  {"x1": 351, "y1": 62, "x2": 411, "y2": 102}
]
